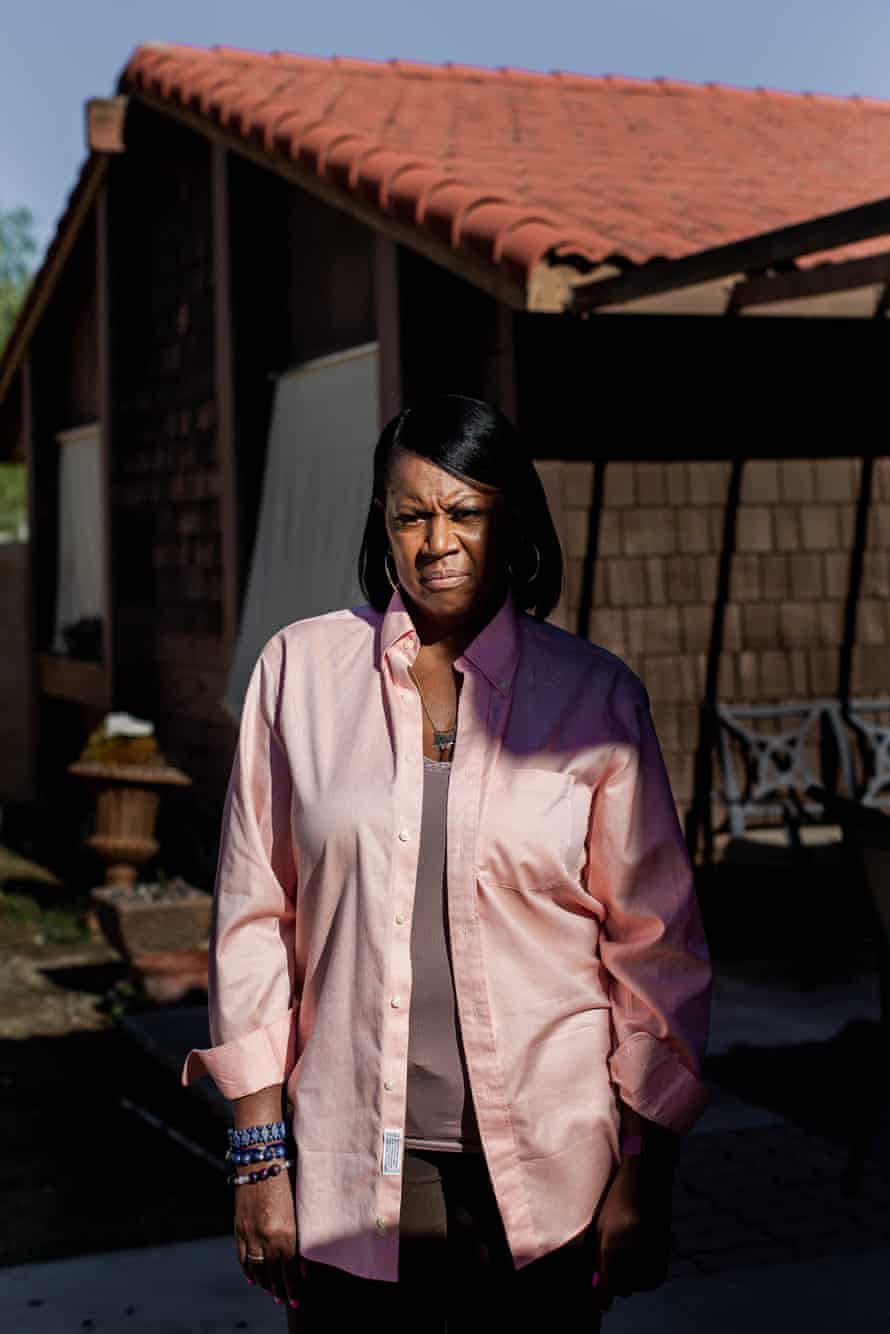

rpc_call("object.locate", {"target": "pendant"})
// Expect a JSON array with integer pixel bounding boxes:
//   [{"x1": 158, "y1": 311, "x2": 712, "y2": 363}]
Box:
[{"x1": 433, "y1": 730, "x2": 456, "y2": 749}]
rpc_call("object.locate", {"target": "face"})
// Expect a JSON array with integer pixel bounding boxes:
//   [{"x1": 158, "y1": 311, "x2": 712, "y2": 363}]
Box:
[{"x1": 375, "y1": 447, "x2": 513, "y2": 625}]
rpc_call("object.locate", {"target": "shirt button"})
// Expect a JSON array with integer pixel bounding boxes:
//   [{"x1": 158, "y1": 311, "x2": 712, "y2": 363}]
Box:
[
  {"x1": 376, "y1": 1217, "x2": 387, "y2": 1233},
  {"x1": 398, "y1": 829, "x2": 409, "y2": 842},
  {"x1": 394, "y1": 912, "x2": 406, "y2": 925},
  {"x1": 384, "y1": 1080, "x2": 394, "y2": 1091},
  {"x1": 390, "y1": 995, "x2": 402, "y2": 1008}
]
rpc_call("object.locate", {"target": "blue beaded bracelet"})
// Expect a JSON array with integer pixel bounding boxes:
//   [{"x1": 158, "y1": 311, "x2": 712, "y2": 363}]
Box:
[
  {"x1": 227, "y1": 1119, "x2": 288, "y2": 1151},
  {"x1": 229, "y1": 1157, "x2": 295, "y2": 1187},
  {"x1": 227, "y1": 1141, "x2": 290, "y2": 1167}
]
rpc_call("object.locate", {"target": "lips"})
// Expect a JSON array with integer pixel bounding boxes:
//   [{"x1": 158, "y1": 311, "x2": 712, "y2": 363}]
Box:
[{"x1": 421, "y1": 571, "x2": 468, "y2": 586}]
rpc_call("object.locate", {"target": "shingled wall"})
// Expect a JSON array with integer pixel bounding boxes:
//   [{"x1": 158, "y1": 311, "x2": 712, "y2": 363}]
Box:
[
  {"x1": 562, "y1": 455, "x2": 890, "y2": 821},
  {"x1": 108, "y1": 109, "x2": 233, "y2": 806}
]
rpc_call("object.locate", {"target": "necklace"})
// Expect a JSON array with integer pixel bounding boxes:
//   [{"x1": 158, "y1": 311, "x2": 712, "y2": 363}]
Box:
[{"x1": 406, "y1": 665, "x2": 457, "y2": 756}]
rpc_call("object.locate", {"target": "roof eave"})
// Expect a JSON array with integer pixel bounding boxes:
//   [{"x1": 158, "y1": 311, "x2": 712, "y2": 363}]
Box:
[{"x1": 0, "y1": 154, "x2": 109, "y2": 407}]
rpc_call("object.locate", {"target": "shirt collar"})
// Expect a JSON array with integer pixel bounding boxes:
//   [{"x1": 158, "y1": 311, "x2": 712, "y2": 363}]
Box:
[{"x1": 379, "y1": 584, "x2": 521, "y2": 697}]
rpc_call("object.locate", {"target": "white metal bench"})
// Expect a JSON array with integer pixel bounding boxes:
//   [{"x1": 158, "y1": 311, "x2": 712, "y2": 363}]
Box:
[
  {"x1": 708, "y1": 699, "x2": 851, "y2": 862},
  {"x1": 843, "y1": 699, "x2": 890, "y2": 809},
  {"x1": 707, "y1": 697, "x2": 890, "y2": 863}
]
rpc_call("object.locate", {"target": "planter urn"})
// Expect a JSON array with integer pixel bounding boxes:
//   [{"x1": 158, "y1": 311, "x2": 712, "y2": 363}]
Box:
[{"x1": 68, "y1": 760, "x2": 191, "y2": 888}]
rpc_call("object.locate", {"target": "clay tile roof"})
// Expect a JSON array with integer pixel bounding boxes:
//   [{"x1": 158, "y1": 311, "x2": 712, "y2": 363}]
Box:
[{"x1": 120, "y1": 43, "x2": 890, "y2": 299}]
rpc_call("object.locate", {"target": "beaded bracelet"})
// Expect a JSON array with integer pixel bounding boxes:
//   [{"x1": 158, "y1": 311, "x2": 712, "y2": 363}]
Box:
[
  {"x1": 227, "y1": 1141, "x2": 291, "y2": 1167},
  {"x1": 227, "y1": 1120, "x2": 288, "y2": 1151},
  {"x1": 229, "y1": 1157, "x2": 295, "y2": 1188}
]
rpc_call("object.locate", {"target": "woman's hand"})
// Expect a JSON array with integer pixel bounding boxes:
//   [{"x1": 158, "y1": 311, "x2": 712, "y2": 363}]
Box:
[
  {"x1": 236, "y1": 1171, "x2": 303, "y2": 1309},
  {"x1": 592, "y1": 1149, "x2": 675, "y2": 1311}
]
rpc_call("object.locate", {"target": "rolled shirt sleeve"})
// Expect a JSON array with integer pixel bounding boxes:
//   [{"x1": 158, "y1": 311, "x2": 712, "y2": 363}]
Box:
[
  {"x1": 588, "y1": 673, "x2": 712, "y2": 1136},
  {"x1": 182, "y1": 633, "x2": 299, "y2": 1100}
]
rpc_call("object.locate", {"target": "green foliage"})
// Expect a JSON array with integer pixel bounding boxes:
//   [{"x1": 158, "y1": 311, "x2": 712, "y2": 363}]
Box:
[
  {"x1": 0, "y1": 887, "x2": 89, "y2": 947},
  {"x1": 0, "y1": 463, "x2": 26, "y2": 540},
  {"x1": 0, "y1": 207, "x2": 37, "y2": 353}
]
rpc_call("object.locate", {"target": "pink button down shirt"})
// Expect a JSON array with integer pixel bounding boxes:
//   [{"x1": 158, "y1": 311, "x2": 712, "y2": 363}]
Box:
[{"x1": 183, "y1": 585, "x2": 712, "y2": 1282}]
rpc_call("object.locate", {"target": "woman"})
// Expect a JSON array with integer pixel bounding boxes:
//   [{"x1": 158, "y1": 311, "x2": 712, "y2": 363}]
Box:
[{"x1": 183, "y1": 394, "x2": 712, "y2": 1330}]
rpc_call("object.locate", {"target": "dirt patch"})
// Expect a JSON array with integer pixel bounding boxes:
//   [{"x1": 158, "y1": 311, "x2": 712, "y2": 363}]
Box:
[{"x1": 0, "y1": 883, "x2": 231, "y2": 1267}]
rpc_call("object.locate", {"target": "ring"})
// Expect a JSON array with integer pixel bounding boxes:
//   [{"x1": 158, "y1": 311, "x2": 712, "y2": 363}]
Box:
[{"x1": 246, "y1": 1253, "x2": 265, "y2": 1262}]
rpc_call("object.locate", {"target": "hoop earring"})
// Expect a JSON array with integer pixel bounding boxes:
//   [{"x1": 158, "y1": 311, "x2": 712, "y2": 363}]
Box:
[
  {"x1": 384, "y1": 550, "x2": 399, "y2": 591},
  {"x1": 507, "y1": 541, "x2": 541, "y2": 584}
]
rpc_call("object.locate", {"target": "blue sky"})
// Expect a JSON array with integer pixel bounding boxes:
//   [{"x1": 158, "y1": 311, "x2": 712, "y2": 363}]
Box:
[{"x1": 5, "y1": 0, "x2": 890, "y2": 261}]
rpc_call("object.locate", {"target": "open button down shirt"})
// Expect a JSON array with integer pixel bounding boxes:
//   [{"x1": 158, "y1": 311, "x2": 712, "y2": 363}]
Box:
[{"x1": 183, "y1": 584, "x2": 712, "y2": 1282}]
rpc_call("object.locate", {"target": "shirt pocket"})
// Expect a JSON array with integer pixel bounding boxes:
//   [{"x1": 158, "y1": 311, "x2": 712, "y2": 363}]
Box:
[{"x1": 479, "y1": 767, "x2": 575, "y2": 892}]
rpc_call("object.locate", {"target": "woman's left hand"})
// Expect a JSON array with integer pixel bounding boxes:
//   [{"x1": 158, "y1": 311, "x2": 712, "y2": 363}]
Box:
[{"x1": 591, "y1": 1152, "x2": 674, "y2": 1311}]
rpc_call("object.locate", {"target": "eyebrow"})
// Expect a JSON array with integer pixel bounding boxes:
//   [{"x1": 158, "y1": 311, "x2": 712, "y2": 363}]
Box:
[{"x1": 398, "y1": 494, "x2": 484, "y2": 506}]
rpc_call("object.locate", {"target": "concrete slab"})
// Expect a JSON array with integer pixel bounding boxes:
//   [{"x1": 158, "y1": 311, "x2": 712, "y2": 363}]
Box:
[
  {"x1": 0, "y1": 1236, "x2": 283, "y2": 1333},
  {"x1": 5, "y1": 1232, "x2": 890, "y2": 1333},
  {"x1": 605, "y1": 1246, "x2": 890, "y2": 1334},
  {"x1": 707, "y1": 963, "x2": 880, "y2": 1057}
]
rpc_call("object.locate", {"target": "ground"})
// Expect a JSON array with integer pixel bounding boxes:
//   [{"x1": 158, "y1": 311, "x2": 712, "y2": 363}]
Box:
[
  {"x1": 2, "y1": 852, "x2": 890, "y2": 1293},
  {"x1": 0, "y1": 864, "x2": 231, "y2": 1268}
]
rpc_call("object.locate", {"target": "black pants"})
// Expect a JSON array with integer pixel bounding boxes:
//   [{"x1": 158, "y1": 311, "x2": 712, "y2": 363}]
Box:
[{"x1": 288, "y1": 1148, "x2": 604, "y2": 1332}]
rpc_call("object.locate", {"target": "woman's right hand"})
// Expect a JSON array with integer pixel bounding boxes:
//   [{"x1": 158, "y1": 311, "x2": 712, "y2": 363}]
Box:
[{"x1": 235, "y1": 1173, "x2": 303, "y2": 1309}]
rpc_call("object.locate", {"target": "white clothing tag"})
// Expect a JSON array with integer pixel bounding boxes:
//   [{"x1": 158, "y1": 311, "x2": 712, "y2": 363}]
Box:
[{"x1": 381, "y1": 1128, "x2": 403, "y2": 1175}]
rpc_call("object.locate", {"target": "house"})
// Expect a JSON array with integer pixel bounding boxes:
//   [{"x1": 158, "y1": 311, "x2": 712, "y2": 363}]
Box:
[{"x1": 1, "y1": 41, "x2": 889, "y2": 872}]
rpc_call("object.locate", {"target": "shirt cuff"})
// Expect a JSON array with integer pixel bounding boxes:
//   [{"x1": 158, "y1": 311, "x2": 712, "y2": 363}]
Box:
[
  {"x1": 608, "y1": 1031, "x2": 712, "y2": 1136},
  {"x1": 181, "y1": 1008, "x2": 298, "y2": 1100}
]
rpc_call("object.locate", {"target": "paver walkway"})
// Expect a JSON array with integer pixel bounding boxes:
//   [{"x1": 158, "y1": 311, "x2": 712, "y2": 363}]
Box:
[{"x1": 2, "y1": 953, "x2": 887, "y2": 1329}]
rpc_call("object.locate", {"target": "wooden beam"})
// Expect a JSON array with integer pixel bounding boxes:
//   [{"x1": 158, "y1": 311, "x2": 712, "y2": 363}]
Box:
[
  {"x1": 130, "y1": 91, "x2": 530, "y2": 316},
  {"x1": 737, "y1": 284, "x2": 885, "y2": 319},
  {"x1": 95, "y1": 184, "x2": 115, "y2": 709},
  {"x1": 374, "y1": 234, "x2": 402, "y2": 428},
  {"x1": 570, "y1": 196, "x2": 890, "y2": 315},
  {"x1": 86, "y1": 96, "x2": 128, "y2": 153},
  {"x1": 729, "y1": 249, "x2": 890, "y2": 312},
  {"x1": 596, "y1": 275, "x2": 742, "y2": 316},
  {"x1": 211, "y1": 142, "x2": 240, "y2": 659}
]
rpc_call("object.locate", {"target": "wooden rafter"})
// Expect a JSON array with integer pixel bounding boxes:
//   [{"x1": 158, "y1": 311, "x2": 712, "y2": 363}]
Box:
[
  {"x1": 569, "y1": 196, "x2": 890, "y2": 315},
  {"x1": 728, "y1": 249, "x2": 890, "y2": 313}
]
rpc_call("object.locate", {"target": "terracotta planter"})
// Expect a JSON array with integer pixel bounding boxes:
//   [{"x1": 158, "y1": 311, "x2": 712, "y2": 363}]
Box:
[
  {"x1": 69, "y1": 760, "x2": 191, "y2": 887},
  {"x1": 90, "y1": 882, "x2": 213, "y2": 958},
  {"x1": 130, "y1": 949, "x2": 210, "y2": 1003}
]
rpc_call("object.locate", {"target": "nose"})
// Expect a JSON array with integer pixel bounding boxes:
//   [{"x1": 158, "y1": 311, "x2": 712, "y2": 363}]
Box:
[{"x1": 424, "y1": 515, "x2": 458, "y2": 552}]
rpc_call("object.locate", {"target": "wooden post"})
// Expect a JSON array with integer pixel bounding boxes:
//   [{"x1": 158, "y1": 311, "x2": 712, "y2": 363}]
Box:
[
  {"x1": 838, "y1": 454, "x2": 875, "y2": 703},
  {"x1": 95, "y1": 185, "x2": 115, "y2": 711},
  {"x1": 19, "y1": 354, "x2": 39, "y2": 800},
  {"x1": 211, "y1": 142, "x2": 239, "y2": 658},
  {"x1": 685, "y1": 457, "x2": 744, "y2": 864},
  {"x1": 375, "y1": 234, "x2": 402, "y2": 427}
]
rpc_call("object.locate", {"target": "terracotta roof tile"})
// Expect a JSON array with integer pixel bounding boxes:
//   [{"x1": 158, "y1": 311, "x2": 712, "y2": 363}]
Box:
[{"x1": 114, "y1": 44, "x2": 890, "y2": 297}]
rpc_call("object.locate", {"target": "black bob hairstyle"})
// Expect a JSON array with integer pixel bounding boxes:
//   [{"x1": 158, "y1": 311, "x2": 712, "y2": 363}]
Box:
[{"x1": 357, "y1": 393, "x2": 563, "y2": 620}]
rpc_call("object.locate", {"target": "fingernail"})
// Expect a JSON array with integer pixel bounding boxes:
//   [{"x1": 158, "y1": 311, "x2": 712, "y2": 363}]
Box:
[
  {"x1": 289, "y1": 1299, "x2": 299, "y2": 1308},
  {"x1": 246, "y1": 1278, "x2": 255, "y2": 1286},
  {"x1": 274, "y1": 1297, "x2": 283, "y2": 1305},
  {"x1": 592, "y1": 1271, "x2": 600, "y2": 1287}
]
